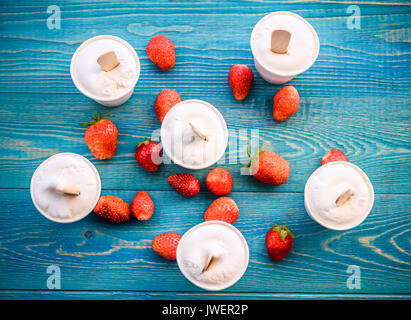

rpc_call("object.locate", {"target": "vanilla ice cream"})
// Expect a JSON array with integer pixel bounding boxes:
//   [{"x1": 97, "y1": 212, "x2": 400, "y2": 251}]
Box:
[
  {"x1": 160, "y1": 100, "x2": 228, "y2": 169},
  {"x1": 177, "y1": 221, "x2": 249, "y2": 291},
  {"x1": 30, "y1": 153, "x2": 101, "y2": 223},
  {"x1": 304, "y1": 161, "x2": 374, "y2": 230},
  {"x1": 251, "y1": 11, "x2": 319, "y2": 84},
  {"x1": 70, "y1": 35, "x2": 140, "y2": 107}
]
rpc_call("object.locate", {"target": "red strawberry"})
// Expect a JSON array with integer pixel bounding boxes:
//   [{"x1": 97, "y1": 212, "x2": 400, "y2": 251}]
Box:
[
  {"x1": 146, "y1": 35, "x2": 175, "y2": 71},
  {"x1": 206, "y1": 168, "x2": 233, "y2": 196},
  {"x1": 154, "y1": 89, "x2": 181, "y2": 123},
  {"x1": 131, "y1": 191, "x2": 154, "y2": 221},
  {"x1": 93, "y1": 195, "x2": 131, "y2": 223},
  {"x1": 266, "y1": 222, "x2": 294, "y2": 261},
  {"x1": 136, "y1": 138, "x2": 162, "y2": 172},
  {"x1": 152, "y1": 232, "x2": 181, "y2": 261},
  {"x1": 167, "y1": 173, "x2": 200, "y2": 198},
  {"x1": 273, "y1": 86, "x2": 300, "y2": 121},
  {"x1": 245, "y1": 147, "x2": 290, "y2": 185},
  {"x1": 204, "y1": 197, "x2": 239, "y2": 224},
  {"x1": 80, "y1": 112, "x2": 118, "y2": 160},
  {"x1": 228, "y1": 64, "x2": 254, "y2": 101},
  {"x1": 321, "y1": 149, "x2": 348, "y2": 165}
]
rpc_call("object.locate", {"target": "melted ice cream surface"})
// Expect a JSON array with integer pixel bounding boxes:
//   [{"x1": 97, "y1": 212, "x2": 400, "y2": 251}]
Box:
[
  {"x1": 32, "y1": 154, "x2": 100, "y2": 221},
  {"x1": 74, "y1": 37, "x2": 137, "y2": 98},
  {"x1": 179, "y1": 223, "x2": 248, "y2": 290},
  {"x1": 161, "y1": 100, "x2": 227, "y2": 169},
  {"x1": 307, "y1": 162, "x2": 373, "y2": 229}
]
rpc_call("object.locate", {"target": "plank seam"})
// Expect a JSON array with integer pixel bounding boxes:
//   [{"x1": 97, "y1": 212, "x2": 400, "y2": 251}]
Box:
[{"x1": 1, "y1": 289, "x2": 411, "y2": 296}]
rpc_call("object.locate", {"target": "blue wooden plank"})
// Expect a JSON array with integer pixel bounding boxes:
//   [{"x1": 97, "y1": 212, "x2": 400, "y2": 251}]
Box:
[
  {"x1": 0, "y1": 189, "x2": 410, "y2": 294},
  {"x1": 0, "y1": 93, "x2": 409, "y2": 193},
  {"x1": 0, "y1": 4, "x2": 409, "y2": 96}
]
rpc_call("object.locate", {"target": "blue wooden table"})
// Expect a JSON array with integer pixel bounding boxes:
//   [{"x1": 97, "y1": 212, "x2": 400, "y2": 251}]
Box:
[{"x1": 0, "y1": 0, "x2": 410, "y2": 300}]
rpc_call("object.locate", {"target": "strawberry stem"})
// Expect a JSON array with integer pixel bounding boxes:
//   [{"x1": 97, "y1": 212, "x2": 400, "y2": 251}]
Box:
[
  {"x1": 244, "y1": 144, "x2": 262, "y2": 169},
  {"x1": 246, "y1": 145, "x2": 252, "y2": 158},
  {"x1": 272, "y1": 221, "x2": 294, "y2": 241},
  {"x1": 137, "y1": 137, "x2": 151, "y2": 148},
  {"x1": 80, "y1": 112, "x2": 112, "y2": 127}
]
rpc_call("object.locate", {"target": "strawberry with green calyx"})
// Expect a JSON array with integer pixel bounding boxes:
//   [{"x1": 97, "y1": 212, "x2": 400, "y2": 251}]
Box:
[
  {"x1": 136, "y1": 138, "x2": 162, "y2": 172},
  {"x1": 265, "y1": 221, "x2": 294, "y2": 261},
  {"x1": 244, "y1": 145, "x2": 289, "y2": 185},
  {"x1": 80, "y1": 112, "x2": 118, "y2": 160}
]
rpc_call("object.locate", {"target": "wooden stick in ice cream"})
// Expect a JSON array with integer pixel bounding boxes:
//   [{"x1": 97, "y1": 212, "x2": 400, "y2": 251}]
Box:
[
  {"x1": 97, "y1": 51, "x2": 120, "y2": 72},
  {"x1": 202, "y1": 255, "x2": 216, "y2": 273},
  {"x1": 55, "y1": 184, "x2": 81, "y2": 196},
  {"x1": 270, "y1": 30, "x2": 291, "y2": 54},
  {"x1": 189, "y1": 122, "x2": 209, "y2": 141},
  {"x1": 336, "y1": 189, "x2": 354, "y2": 207}
]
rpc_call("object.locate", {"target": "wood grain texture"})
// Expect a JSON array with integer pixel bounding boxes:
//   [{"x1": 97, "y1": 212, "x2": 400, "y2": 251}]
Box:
[{"x1": 0, "y1": 0, "x2": 410, "y2": 299}]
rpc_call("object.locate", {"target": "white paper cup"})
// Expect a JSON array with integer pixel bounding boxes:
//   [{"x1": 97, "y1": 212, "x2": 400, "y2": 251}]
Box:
[
  {"x1": 30, "y1": 153, "x2": 101, "y2": 223},
  {"x1": 176, "y1": 221, "x2": 249, "y2": 291},
  {"x1": 70, "y1": 35, "x2": 140, "y2": 107},
  {"x1": 304, "y1": 161, "x2": 374, "y2": 230},
  {"x1": 250, "y1": 11, "x2": 320, "y2": 84},
  {"x1": 160, "y1": 99, "x2": 228, "y2": 170}
]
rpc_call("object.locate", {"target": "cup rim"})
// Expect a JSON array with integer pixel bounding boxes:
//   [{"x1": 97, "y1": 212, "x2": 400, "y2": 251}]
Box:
[
  {"x1": 160, "y1": 99, "x2": 229, "y2": 170},
  {"x1": 176, "y1": 220, "x2": 249, "y2": 291},
  {"x1": 70, "y1": 35, "x2": 140, "y2": 102},
  {"x1": 304, "y1": 161, "x2": 375, "y2": 231},
  {"x1": 30, "y1": 152, "x2": 101, "y2": 223},
  {"x1": 250, "y1": 11, "x2": 320, "y2": 78}
]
